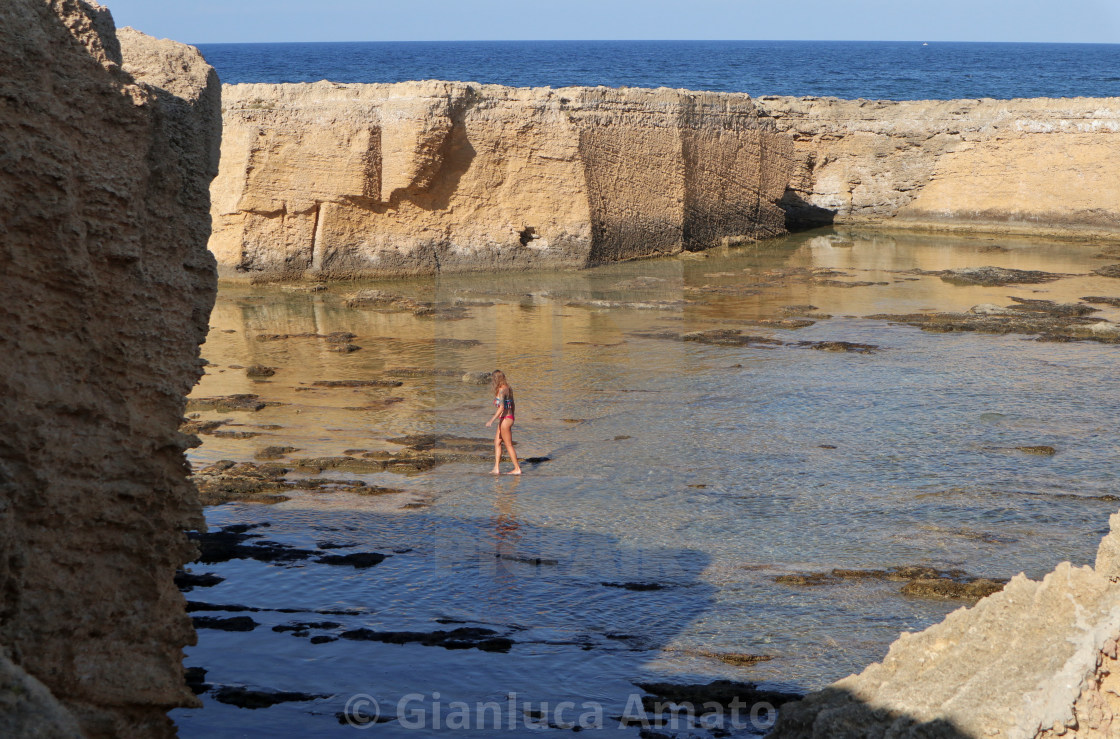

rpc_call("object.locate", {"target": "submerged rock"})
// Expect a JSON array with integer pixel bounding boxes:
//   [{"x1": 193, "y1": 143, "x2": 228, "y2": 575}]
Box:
[
  {"x1": 184, "y1": 667, "x2": 211, "y2": 696},
  {"x1": 212, "y1": 686, "x2": 329, "y2": 709},
  {"x1": 185, "y1": 394, "x2": 275, "y2": 412},
  {"x1": 191, "y1": 615, "x2": 258, "y2": 632},
  {"x1": 937, "y1": 266, "x2": 1063, "y2": 286},
  {"x1": 899, "y1": 577, "x2": 1006, "y2": 600},
  {"x1": 682, "y1": 329, "x2": 784, "y2": 347},
  {"x1": 801, "y1": 340, "x2": 878, "y2": 354},
  {"x1": 316, "y1": 552, "x2": 387, "y2": 569},
  {"x1": 190, "y1": 524, "x2": 317, "y2": 565},
  {"x1": 775, "y1": 565, "x2": 1006, "y2": 601},
  {"x1": 192, "y1": 460, "x2": 406, "y2": 505},
  {"x1": 601, "y1": 582, "x2": 668, "y2": 591},
  {"x1": 1093, "y1": 264, "x2": 1120, "y2": 278},
  {"x1": 254, "y1": 445, "x2": 299, "y2": 460},
  {"x1": 245, "y1": 365, "x2": 276, "y2": 378},
  {"x1": 174, "y1": 571, "x2": 225, "y2": 591},
  {"x1": 311, "y1": 379, "x2": 402, "y2": 388},
  {"x1": 340, "y1": 627, "x2": 514, "y2": 653},
  {"x1": 1081, "y1": 296, "x2": 1120, "y2": 307},
  {"x1": 636, "y1": 680, "x2": 801, "y2": 712},
  {"x1": 1017, "y1": 445, "x2": 1057, "y2": 456},
  {"x1": 867, "y1": 303, "x2": 1120, "y2": 344}
]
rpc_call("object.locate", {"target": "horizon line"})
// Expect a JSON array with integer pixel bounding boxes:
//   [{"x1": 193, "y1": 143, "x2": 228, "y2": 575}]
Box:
[{"x1": 190, "y1": 38, "x2": 1120, "y2": 47}]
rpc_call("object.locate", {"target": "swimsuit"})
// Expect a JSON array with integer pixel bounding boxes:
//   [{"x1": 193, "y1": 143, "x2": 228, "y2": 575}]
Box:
[{"x1": 495, "y1": 391, "x2": 515, "y2": 421}]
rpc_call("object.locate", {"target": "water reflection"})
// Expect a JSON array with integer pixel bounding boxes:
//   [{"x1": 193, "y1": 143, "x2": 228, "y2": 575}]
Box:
[{"x1": 177, "y1": 227, "x2": 1120, "y2": 736}]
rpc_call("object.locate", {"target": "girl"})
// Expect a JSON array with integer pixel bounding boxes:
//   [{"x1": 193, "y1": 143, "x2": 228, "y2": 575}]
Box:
[{"x1": 485, "y1": 370, "x2": 522, "y2": 475}]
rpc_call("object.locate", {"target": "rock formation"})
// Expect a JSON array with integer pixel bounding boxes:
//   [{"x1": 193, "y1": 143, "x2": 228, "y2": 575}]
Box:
[
  {"x1": 767, "y1": 511, "x2": 1120, "y2": 738},
  {"x1": 210, "y1": 82, "x2": 793, "y2": 278},
  {"x1": 766, "y1": 95, "x2": 1120, "y2": 235},
  {"x1": 210, "y1": 87, "x2": 1120, "y2": 280},
  {"x1": 0, "y1": 1, "x2": 219, "y2": 736}
]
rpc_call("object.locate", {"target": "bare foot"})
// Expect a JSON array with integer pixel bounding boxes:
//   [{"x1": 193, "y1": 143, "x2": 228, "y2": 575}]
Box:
[
  {"x1": 507, "y1": 469, "x2": 522, "y2": 475},
  {"x1": 490, "y1": 468, "x2": 501, "y2": 475}
]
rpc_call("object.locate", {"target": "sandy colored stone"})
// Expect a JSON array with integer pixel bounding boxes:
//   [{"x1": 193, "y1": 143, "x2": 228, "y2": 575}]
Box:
[
  {"x1": 767, "y1": 511, "x2": 1120, "y2": 738},
  {"x1": 210, "y1": 82, "x2": 793, "y2": 278},
  {"x1": 0, "y1": 649, "x2": 83, "y2": 738},
  {"x1": 762, "y1": 96, "x2": 1120, "y2": 235},
  {"x1": 0, "y1": 1, "x2": 218, "y2": 736}
]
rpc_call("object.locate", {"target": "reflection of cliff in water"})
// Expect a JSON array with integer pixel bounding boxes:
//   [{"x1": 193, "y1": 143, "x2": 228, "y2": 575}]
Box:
[{"x1": 183, "y1": 228, "x2": 1120, "y2": 734}]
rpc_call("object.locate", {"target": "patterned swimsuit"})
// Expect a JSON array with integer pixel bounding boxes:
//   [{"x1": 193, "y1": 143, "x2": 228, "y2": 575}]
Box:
[{"x1": 495, "y1": 390, "x2": 515, "y2": 421}]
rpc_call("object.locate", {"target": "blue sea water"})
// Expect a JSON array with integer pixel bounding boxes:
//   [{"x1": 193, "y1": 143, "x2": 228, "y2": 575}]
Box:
[{"x1": 196, "y1": 40, "x2": 1120, "y2": 99}]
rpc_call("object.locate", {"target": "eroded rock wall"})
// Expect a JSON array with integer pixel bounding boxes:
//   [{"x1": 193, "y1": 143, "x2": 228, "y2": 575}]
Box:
[
  {"x1": 768, "y1": 510, "x2": 1120, "y2": 738},
  {"x1": 0, "y1": 1, "x2": 219, "y2": 736},
  {"x1": 763, "y1": 96, "x2": 1120, "y2": 235},
  {"x1": 210, "y1": 88, "x2": 1120, "y2": 280},
  {"x1": 210, "y1": 82, "x2": 793, "y2": 278}
]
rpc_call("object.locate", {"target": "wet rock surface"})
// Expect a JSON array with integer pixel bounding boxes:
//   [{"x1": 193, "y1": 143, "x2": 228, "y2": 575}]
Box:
[
  {"x1": 1082, "y1": 295, "x2": 1120, "y2": 307},
  {"x1": 311, "y1": 379, "x2": 403, "y2": 388},
  {"x1": 775, "y1": 565, "x2": 1007, "y2": 601},
  {"x1": 212, "y1": 686, "x2": 329, "y2": 709},
  {"x1": 340, "y1": 627, "x2": 515, "y2": 652},
  {"x1": 174, "y1": 571, "x2": 225, "y2": 591},
  {"x1": 636, "y1": 680, "x2": 801, "y2": 711},
  {"x1": 316, "y1": 552, "x2": 387, "y2": 569},
  {"x1": 799, "y1": 340, "x2": 878, "y2": 354},
  {"x1": 345, "y1": 290, "x2": 470, "y2": 319},
  {"x1": 192, "y1": 461, "x2": 406, "y2": 505},
  {"x1": 190, "y1": 524, "x2": 318, "y2": 564},
  {"x1": 633, "y1": 329, "x2": 878, "y2": 353},
  {"x1": 934, "y1": 265, "x2": 1065, "y2": 286},
  {"x1": 867, "y1": 299, "x2": 1120, "y2": 344},
  {"x1": 191, "y1": 616, "x2": 259, "y2": 632},
  {"x1": 185, "y1": 394, "x2": 277, "y2": 412}
]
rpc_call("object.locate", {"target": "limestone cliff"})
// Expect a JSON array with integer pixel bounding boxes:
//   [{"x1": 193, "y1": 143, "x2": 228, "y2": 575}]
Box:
[
  {"x1": 210, "y1": 88, "x2": 1120, "y2": 280},
  {"x1": 210, "y1": 82, "x2": 793, "y2": 278},
  {"x1": 767, "y1": 511, "x2": 1120, "y2": 738},
  {"x1": 764, "y1": 95, "x2": 1120, "y2": 235},
  {"x1": 0, "y1": 1, "x2": 219, "y2": 736}
]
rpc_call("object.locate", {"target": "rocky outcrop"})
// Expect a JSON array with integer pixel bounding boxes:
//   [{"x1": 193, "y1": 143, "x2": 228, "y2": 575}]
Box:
[
  {"x1": 210, "y1": 82, "x2": 793, "y2": 278},
  {"x1": 767, "y1": 511, "x2": 1120, "y2": 738},
  {"x1": 0, "y1": 1, "x2": 219, "y2": 737},
  {"x1": 210, "y1": 89, "x2": 1120, "y2": 280},
  {"x1": 765, "y1": 96, "x2": 1120, "y2": 235}
]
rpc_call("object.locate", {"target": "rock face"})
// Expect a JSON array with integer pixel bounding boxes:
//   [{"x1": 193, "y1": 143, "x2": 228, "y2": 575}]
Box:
[
  {"x1": 767, "y1": 511, "x2": 1120, "y2": 739},
  {"x1": 210, "y1": 82, "x2": 793, "y2": 278},
  {"x1": 765, "y1": 96, "x2": 1120, "y2": 234},
  {"x1": 0, "y1": 1, "x2": 219, "y2": 737},
  {"x1": 210, "y1": 88, "x2": 1120, "y2": 280}
]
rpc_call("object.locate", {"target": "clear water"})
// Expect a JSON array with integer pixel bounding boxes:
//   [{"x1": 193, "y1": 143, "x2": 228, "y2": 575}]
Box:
[
  {"x1": 196, "y1": 40, "x2": 1120, "y2": 100},
  {"x1": 173, "y1": 228, "x2": 1120, "y2": 737}
]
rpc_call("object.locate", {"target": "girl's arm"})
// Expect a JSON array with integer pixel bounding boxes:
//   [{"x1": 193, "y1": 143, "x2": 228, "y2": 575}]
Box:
[{"x1": 485, "y1": 389, "x2": 504, "y2": 427}]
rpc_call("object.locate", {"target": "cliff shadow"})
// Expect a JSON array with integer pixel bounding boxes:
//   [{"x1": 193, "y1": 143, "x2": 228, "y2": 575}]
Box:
[
  {"x1": 170, "y1": 495, "x2": 795, "y2": 736},
  {"x1": 778, "y1": 188, "x2": 836, "y2": 232},
  {"x1": 767, "y1": 685, "x2": 973, "y2": 738}
]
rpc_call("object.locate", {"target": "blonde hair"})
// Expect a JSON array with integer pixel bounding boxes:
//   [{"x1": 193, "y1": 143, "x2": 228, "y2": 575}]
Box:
[{"x1": 490, "y1": 369, "x2": 508, "y2": 395}]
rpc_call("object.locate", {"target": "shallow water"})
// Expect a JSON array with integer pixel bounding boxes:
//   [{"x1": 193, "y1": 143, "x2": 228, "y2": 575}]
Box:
[{"x1": 173, "y1": 228, "x2": 1120, "y2": 737}]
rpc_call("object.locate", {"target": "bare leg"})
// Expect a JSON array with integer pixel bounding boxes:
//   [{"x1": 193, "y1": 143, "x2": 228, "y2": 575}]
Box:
[
  {"x1": 500, "y1": 418, "x2": 522, "y2": 474},
  {"x1": 491, "y1": 426, "x2": 502, "y2": 474}
]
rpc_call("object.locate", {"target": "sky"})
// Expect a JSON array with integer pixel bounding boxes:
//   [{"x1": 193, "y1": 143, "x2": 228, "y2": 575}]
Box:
[{"x1": 104, "y1": 0, "x2": 1120, "y2": 45}]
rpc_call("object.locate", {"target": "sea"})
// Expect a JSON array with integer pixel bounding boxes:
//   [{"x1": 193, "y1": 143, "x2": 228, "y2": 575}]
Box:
[
  {"x1": 196, "y1": 40, "x2": 1120, "y2": 99},
  {"x1": 174, "y1": 41, "x2": 1120, "y2": 738}
]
